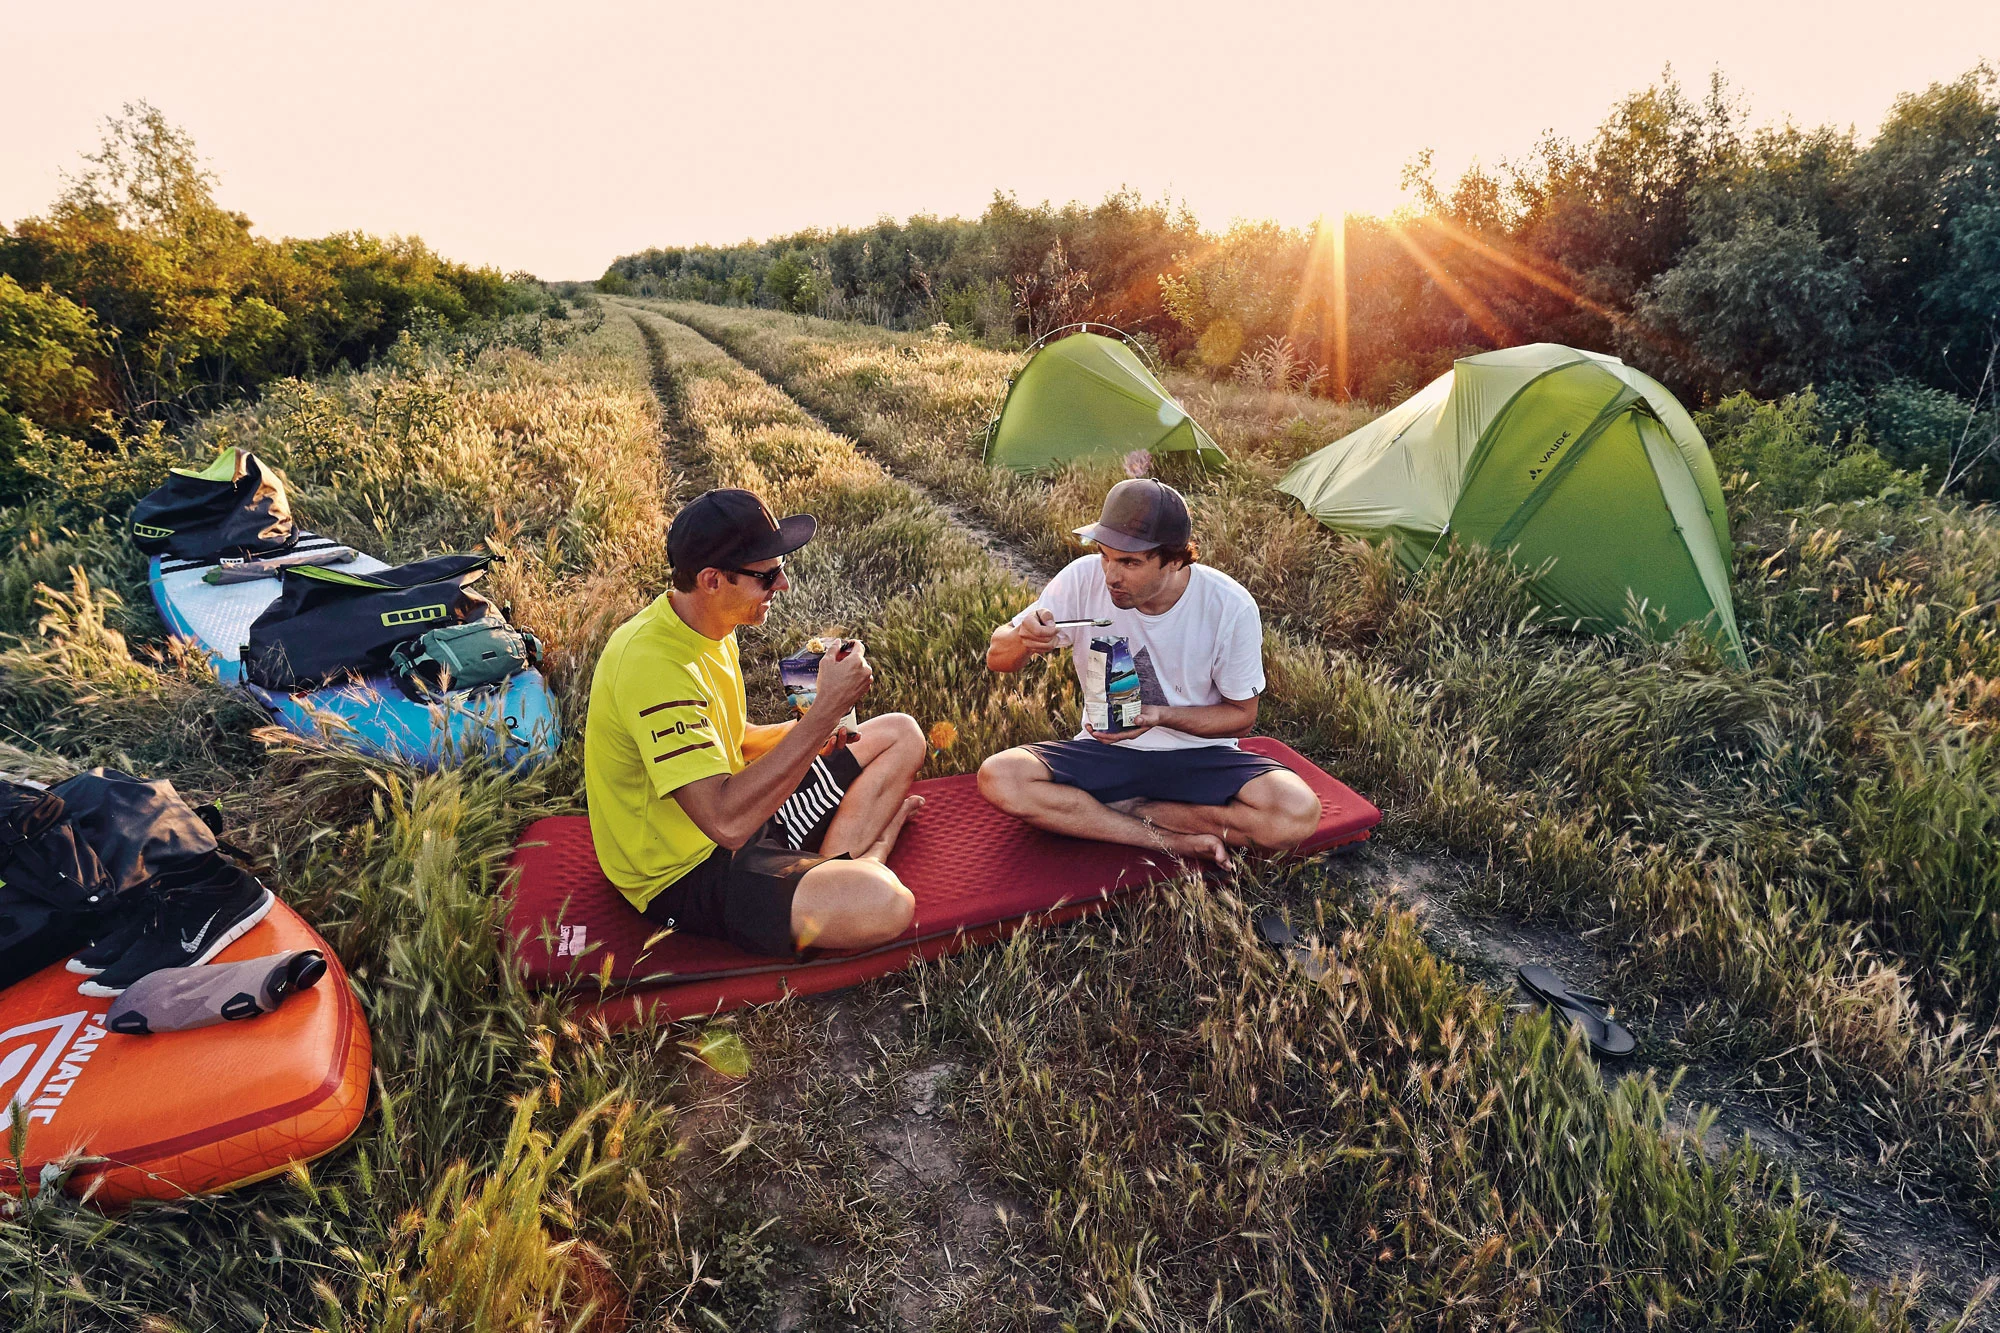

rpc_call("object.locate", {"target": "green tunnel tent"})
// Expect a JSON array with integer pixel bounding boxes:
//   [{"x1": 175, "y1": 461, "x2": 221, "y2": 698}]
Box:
[
  {"x1": 985, "y1": 329, "x2": 1225, "y2": 472},
  {"x1": 1276, "y1": 344, "x2": 1744, "y2": 663}
]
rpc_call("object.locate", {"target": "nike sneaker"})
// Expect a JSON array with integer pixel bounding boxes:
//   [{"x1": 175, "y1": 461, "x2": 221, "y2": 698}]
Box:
[
  {"x1": 77, "y1": 869, "x2": 274, "y2": 998},
  {"x1": 64, "y1": 907, "x2": 153, "y2": 975}
]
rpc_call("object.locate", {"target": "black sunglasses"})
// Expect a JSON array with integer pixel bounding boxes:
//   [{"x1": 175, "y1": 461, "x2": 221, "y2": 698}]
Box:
[{"x1": 722, "y1": 560, "x2": 785, "y2": 590}]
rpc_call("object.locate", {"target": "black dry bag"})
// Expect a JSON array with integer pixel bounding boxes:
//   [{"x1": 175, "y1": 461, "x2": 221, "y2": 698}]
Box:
[
  {"x1": 240, "y1": 553, "x2": 499, "y2": 692},
  {"x1": 0, "y1": 782, "x2": 111, "y2": 990},
  {"x1": 50, "y1": 769, "x2": 227, "y2": 896},
  {"x1": 131, "y1": 447, "x2": 297, "y2": 564}
]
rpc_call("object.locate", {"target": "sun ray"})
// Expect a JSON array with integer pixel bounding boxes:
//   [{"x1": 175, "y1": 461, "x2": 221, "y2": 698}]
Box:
[
  {"x1": 1330, "y1": 218, "x2": 1348, "y2": 397},
  {"x1": 1412, "y1": 214, "x2": 1619, "y2": 320},
  {"x1": 1288, "y1": 215, "x2": 1350, "y2": 396},
  {"x1": 1384, "y1": 219, "x2": 1515, "y2": 345},
  {"x1": 1411, "y1": 214, "x2": 1722, "y2": 376}
]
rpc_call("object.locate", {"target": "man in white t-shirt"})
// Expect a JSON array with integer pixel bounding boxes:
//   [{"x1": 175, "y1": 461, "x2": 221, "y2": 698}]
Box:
[{"x1": 979, "y1": 478, "x2": 1321, "y2": 866}]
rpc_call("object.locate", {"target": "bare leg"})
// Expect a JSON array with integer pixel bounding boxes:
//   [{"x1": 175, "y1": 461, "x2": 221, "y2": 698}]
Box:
[
  {"x1": 791, "y1": 857, "x2": 915, "y2": 950},
  {"x1": 1130, "y1": 769, "x2": 1322, "y2": 851},
  {"x1": 819, "y1": 713, "x2": 926, "y2": 858},
  {"x1": 860, "y1": 794, "x2": 923, "y2": 863},
  {"x1": 978, "y1": 749, "x2": 1228, "y2": 867}
]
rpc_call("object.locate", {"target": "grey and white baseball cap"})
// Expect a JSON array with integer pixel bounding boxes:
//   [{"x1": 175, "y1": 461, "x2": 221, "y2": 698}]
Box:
[{"x1": 1072, "y1": 478, "x2": 1192, "y2": 553}]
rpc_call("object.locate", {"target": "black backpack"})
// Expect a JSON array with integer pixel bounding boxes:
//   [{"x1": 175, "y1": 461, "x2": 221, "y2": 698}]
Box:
[
  {"x1": 0, "y1": 769, "x2": 235, "y2": 990},
  {"x1": 131, "y1": 447, "x2": 297, "y2": 564},
  {"x1": 240, "y1": 553, "x2": 500, "y2": 692}
]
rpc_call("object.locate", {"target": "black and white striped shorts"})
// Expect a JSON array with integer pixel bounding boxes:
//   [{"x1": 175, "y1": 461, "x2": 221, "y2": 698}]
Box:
[{"x1": 767, "y1": 746, "x2": 863, "y2": 852}]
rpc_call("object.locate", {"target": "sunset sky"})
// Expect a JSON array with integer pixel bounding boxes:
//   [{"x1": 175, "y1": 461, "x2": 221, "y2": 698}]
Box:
[{"x1": 6, "y1": 1, "x2": 1997, "y2": 279}]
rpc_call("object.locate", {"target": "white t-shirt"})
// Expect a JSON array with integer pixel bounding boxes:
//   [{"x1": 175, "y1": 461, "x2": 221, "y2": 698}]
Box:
[{"x1": 1012, "y1": 557, "x2": 1266, "y2": 752}]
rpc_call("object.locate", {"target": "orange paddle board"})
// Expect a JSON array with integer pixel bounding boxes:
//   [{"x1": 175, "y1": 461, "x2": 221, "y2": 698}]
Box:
[{"x1": 0, "y1": 898, "x2": 371, "y2": 1206}]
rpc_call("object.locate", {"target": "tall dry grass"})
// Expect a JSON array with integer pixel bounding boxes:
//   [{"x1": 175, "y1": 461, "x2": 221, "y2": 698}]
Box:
[
  {"x1": 0, "y1": 314, "x2": 784, "y2": 1331},
  {"x1": 0, "y1": 290, "x2": 1953, "y2": 1328},
  {"x1": 642, "y1": 298, "x2": 2000, "y2": 1248},
  {"x1": 623, "y1": 302, "x2": 1931, "y2": 1327}
]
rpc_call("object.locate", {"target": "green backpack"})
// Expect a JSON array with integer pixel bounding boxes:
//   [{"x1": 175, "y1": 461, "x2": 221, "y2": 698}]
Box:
[{"x1": 389, "y1": 619, "x2": 542, "y2": 700}]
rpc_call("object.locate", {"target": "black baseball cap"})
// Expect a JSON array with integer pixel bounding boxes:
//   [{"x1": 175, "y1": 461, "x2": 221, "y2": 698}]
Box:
[
  {"x1": 668, "y1": 488, "x2": 816, "y2": 574},
  {"x1": 1072, "y1": 478, "x2": 1191, "y2": 553}
]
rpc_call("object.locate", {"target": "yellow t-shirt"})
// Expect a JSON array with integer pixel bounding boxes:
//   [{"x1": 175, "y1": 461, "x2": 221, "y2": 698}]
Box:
[{"x1": 585, "y1": 595, "x2": 748, "y2": 911}]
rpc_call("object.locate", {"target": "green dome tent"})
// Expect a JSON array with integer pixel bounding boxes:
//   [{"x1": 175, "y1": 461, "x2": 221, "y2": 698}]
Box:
[
  {"x1": 985, "y1": 328, "x2": 1225, "y2": 472},
  {"x1": 1277, "y1": 344, "x2": 1744, "y2": 663}
]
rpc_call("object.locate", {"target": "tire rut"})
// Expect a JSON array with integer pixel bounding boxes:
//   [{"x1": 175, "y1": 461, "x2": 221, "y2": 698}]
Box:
[
  {"x1": 622, "y1": 304, "x2": 711, "y2": 494},
  {"x1": 618, "y1": 299, "x2": 1039, "y2": 1329},
  {"x1": 625, "y1": 301, "x2": 1048, "y2": 586}
]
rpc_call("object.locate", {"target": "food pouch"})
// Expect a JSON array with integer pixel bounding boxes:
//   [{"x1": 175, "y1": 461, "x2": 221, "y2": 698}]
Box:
[
  {"x1": 780, "y1": 637, "x2": 861, "y2": 732},
  {"x1": 1084, "y1": 637, "x2": 1143, "y2": 732}
]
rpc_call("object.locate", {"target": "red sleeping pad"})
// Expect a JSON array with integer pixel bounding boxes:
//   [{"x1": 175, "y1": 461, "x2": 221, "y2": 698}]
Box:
[{"x1": 505, "y1": 737, "x2": 1378, "y2": 1027}]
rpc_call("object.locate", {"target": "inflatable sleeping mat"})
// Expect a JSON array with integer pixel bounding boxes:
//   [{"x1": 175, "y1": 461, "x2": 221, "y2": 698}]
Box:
[
  {"x1": 506, "y1": 737, "x2": 1379, "y2": 1027},
  {"x1": 0, "y1": 898, "x2": 371, "y2": 1206},
  {"x1": 149, "y1": 533, "x2": 560, "y2": 770}
]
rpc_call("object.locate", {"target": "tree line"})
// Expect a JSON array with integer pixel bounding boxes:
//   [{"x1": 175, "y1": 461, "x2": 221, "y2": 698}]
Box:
[
  {"x1": 0, "y1": 103, "x2": 555, "y2": 504},
  {"x1": 603, "y1": 67, "x2": 2000, "y2": 492}
]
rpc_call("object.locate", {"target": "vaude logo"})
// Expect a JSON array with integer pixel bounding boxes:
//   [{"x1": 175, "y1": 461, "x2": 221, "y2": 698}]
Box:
[
  {"x1": 381, "y1": 604, "x2": 448, "y2": 628},
  {"x1": 1527, "y1": 430, "x2": 1572, "y2": 481},
  {"x1": 0, "y1": 1010, "x2": 104, "y2": 1127},
  {"x1": 133, "y1": 523, "x2": 173, "y2": 538}
]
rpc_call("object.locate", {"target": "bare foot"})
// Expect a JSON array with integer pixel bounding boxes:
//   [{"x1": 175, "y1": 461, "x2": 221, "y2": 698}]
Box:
[
  {"x1": 1158, "y1": 830, "x2": 1229, "y2": 868},
  {"x1": 862, "y1": 794, "x2": 924, "y2": 863}
]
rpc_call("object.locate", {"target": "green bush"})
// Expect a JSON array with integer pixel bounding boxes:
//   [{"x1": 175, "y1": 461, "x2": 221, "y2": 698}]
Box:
[
  {"x1": 1868, "y1": 377, "x2": 1983, "y2": 479},
  {"x1": 1701, "y1": 388, "x2": 1926, "y2": 509},
  {"x1": 1, "y1": 104, "x2": 547, "y2": 461},
  {"x1": 0, "y1": 275, "x2": 104, "y2": 436}
]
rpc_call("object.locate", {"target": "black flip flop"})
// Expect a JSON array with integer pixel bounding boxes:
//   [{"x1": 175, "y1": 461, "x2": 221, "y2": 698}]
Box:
[
  {"x1": 1255, "y1": 913, "x2": 1354, "y2": 987},
  {"x1": 1517, "y1": 964, "x2": 1635, "y2": 1058}
]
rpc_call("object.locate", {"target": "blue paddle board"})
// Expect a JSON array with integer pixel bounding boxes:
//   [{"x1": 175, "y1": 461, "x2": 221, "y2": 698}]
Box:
[{"x1": 148, "y1": 534, "x2": 560, "y2": 770}]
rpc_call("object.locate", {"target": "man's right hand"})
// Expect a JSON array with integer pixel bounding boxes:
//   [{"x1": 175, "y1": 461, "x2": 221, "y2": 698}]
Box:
[
  {"x1": 1014, "y1": 610, "x2": 1064, "y2": 655},
  {"x1": 815, "y1": 639, "x2": 874, "y2": 715}
]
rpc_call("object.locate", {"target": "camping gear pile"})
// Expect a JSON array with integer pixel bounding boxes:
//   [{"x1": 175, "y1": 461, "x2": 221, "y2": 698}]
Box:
[
  {"x1": 139, "y1": 448, "x2": 560, "y2": 768},
  {"x1": 1276, "y1": 343, "x2": 1744, "y2": 662},
  {"x1": 239, "y1": 551, "x2": 529, "y2": 695},
  {"x1": 985, "y1": 327, "x2": 1226, "y2": 472},
  {"x1": 0, "y1": 769, "x2": 369, "y2": 1203},
  {"x1": 0, "y1": 769, "x2": 274, "y2": 1002}
]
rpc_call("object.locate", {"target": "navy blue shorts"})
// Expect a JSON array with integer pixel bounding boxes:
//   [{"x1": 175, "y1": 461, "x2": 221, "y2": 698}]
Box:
[{"x1": 1026, "y1": 739, "x2": 1287, "y2": 807}]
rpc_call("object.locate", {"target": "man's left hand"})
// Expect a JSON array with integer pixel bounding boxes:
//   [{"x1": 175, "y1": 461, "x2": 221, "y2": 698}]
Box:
[{"x1": 1085, "y1": 705, "x2": 1167, "y2": 744}]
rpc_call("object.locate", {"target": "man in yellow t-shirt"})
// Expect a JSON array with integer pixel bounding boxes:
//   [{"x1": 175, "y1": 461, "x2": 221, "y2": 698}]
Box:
[{"x1": 585, "y1": 488, "x2": 925, "y2": 957}]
